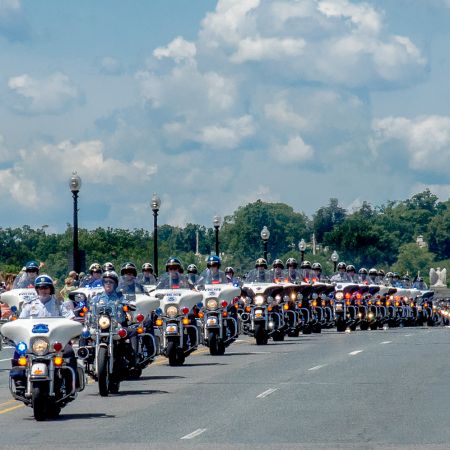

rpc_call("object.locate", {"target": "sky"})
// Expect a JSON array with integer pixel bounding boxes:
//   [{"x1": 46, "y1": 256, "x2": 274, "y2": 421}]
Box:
[{"x1": 1, "y1": 0, "x2": 450, "y2": 232}]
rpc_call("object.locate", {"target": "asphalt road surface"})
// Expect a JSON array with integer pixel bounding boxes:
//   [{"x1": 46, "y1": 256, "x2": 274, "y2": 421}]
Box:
[{"x1": 1, "y1": 326, "x2": 450, "y2": 449}]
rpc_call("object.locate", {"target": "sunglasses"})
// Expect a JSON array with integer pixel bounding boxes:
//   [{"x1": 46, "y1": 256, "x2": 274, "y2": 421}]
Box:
[
  {"x1": 103, "y1": 280, "x2": 115, "y2": 285},
  {"x1": 168, "y1": 267, "x2": 179, "y2": 271},
  {"x1": 36, "y1": 285, "x2": 50, "y2": 290}
]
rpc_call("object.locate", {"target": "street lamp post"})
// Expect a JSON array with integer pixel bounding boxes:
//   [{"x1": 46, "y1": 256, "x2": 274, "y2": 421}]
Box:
[
  {"x1": 331, "y1": 250, "x2": 339, "y2": 272},
  {"x1": 151, "y1": 193, "x2": 161, "y2": 277},
  {"x1": 299, "y1": 238, "x2": 306, "y2": 262},
  {"x1": 69, "y1": 172, "x2": 81, "y2": 274},
  {"x1": 260, "y1": 226, "x2": 270, "y2": 261},
  {"x1": 213, "y1": 215, "x2": 221, "y2": 256}
]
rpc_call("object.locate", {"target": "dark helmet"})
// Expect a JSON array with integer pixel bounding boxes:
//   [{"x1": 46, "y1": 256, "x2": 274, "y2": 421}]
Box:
[
  {"x1": 286, "y1": 257, "x2": 298, "y2": 268},
  {"x1": 272, "y1": 259, "x2": 284, "y2": 269},
  {"x1": 402, "y1": 274, "x2": 410, "y2": 281},
  {"x1": 89, "y1": 263, "x2": 102, "y2": 274},
  {"x1": 312, "y1": 262, "x2": 322, "y2": 272},
  {"x1": 346, "y1": 264, "x2": 356, "y2": 273},
  {"x1": 142, "y1": 262, "x2": 153, "y2": 273},
  {"x1": 120, "y1": 262, "x2": 137, "y2": 277},
  {"x1": 34, "y1": 274, "x2": 55, "y2": 295},
  {"x1": 102, "y1": 270, "x2": 119, "y2": 287},
  {"x1": 337, "y1": 262, "x2": 346, "y2": 270},
  {"x1": 102, "y1": 262, "x2": 115, "y2": 272},
  {"x1": 359, "y1": 268, "x2": 368, "y2": 275},
  {"x1": 225, "y1": 266, "x2": 235, "y2": 275},
  {"x1": 207, "y1": 255, "x2": 221, "y2": 268},
  {"x1": 368, "y1": 268, "x2": 378, "y2": 276},
  {"x1": 165, "y1": 257, "x2": 182, "y2": 272},
  {"x1": 187, "y1": 264, "x2": 198, "y2": 274},
  {"x1": 392, "y1": 272, "x2": 400, "y2": 279},
  {"x1": 25, "y1": 260, "x2": 40, "y2": 273},
  {"x1": 378, "y1": 269, "x2": 385, "y2": 277},
  {"x1": 301, "y1": 260, "x2": 312, "y2": 269},
  {"x1": 386, "y1": 271, "x2": 394, "y2": 278},
  {"x1": 255, "y1": 258, "x2": 268, "y2": 268}
]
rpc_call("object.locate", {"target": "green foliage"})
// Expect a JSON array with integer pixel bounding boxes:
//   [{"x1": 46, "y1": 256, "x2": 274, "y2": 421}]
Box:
[{"x1": 391, "y1": 243, "x2": 435, "y2": 282}]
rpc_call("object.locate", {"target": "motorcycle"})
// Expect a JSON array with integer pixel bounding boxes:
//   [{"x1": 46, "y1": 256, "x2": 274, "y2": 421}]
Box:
[
  {"x1": 198, "y1": 282, "x2": 241, "y2": 355},
  {"x1": 1, "y1": 287, "x2": 38, "y2": 318},
  {"x1": 333, "y1": 282, "x2": 360, "y2": 332},
  {"x1": 241, "y1": 282, "x2": 285, "y2": 344},
  {"x1": 1, "y1": 317, "x2": 85, "y2": 421},
  {"x1": 76, "y1": 297, "x2": 136, "y2": 396},
  {"x1": 153, "y1": 288, "x2": 203, "y2": 366}
]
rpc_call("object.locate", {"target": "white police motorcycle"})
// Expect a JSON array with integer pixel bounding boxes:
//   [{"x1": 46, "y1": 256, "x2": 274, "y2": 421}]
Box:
[{"x1": 1, "y1": 318, "x2": 85, "y2": 421}]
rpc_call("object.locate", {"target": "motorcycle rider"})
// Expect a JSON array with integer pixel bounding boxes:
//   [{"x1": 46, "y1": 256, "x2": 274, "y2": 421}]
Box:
[
  {"x1": 186, "y1": 264, "x2": 200, "y2": 287},
  {"x1": 401, "y1": 274, "x2": 411, "y2": 288},
  {"x1": 346, "y1": 265, "x2": 358, "y2": 282},
  {"x1": 330, "y1": 262, "x2": 349, "y2": 283},
  {"x1": 137, "y1": 263, "x2": 157, "y2": 286},
  {"x1": 198, "y1": 255, "x2": 227, "y2": 284},
  {"x1": 412, "y1": 276, "x2": 428, "y2": 290},
  {"x1": 156, "y1": 257, "x2": 191, "y2": 289},
  {"x1": 286, "y1": 258, "x2": 301, "y2": 283},
  {"x1": 300, "y1": 260, "x2": 313, "y2": 282},
  {"x1": 368, "y1": 268, "x2": 379, "y2": 284},
  {"x1": 378, "y1": 269, "x2": 386, "y2": 284},
  {"x1": 225, "y1": 266, "x2": 239, "y2": 285},
  {"x1": 271, "y1": 259, "x2": 286, "y2": 283},
  {"x1": 102, "y1": 262, "x2": 115, "y2": 272},
  {"x1": 392, "y1": 272, "x2": 402, "y2": 287},
  {"x1": 13, "y1": 275, "x2": 78, "y2": 390},
  {"x1": 246, "y1": 258, "x2": 272, "y2": 283},
  {"x1": 358, "y1": 268, "x2": 369, "y2": 283},
  {"x1": 118, "y1": 262, "x2": 144, "y2": 294},
  {"x1": 13, "y1": 260, "x2": 40, "y2": 289},
  {"x1": 311, "y1": 262, "x2": 323, "y2": 282},
  {"x1": 385, "y1": 272, "x2": 394, "y2": 286},
  {"x1": 81, "y1": 263, "x2": 103, "y2": 288}
]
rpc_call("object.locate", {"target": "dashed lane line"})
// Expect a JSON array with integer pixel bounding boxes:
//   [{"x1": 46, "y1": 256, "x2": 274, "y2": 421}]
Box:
[
  {"x1": 308, "y1": 364, "x2": 327, "y2": 371},
  {"x1": 348, "y1": 350, "x2": 364, "y2": 356},
  {"x1": 256, "y1": 388, "x2": 278, "y2": 399},
  {"x1": 380, "y1": 341, "x2": 392, "y2": 345},
  {"x1": 180, "y1": 428, "x2": 207, "y2": 440}
]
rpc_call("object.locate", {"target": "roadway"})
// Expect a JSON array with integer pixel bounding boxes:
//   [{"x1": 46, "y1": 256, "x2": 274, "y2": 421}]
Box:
[{"x1": 1, "y1": 326, "x2": 450, "y2": 449}]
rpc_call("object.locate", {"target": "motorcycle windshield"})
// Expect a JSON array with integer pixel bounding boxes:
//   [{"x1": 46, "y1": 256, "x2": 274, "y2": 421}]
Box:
[
  {"x1": 13, "y1": 273, "x2": 37, "y2": 289},
  {"x1": 245, "y1": 269, "x2": 272, "y2": 283},
  {"x1": 197, "y1": 269, "x2": 228, "y2": 285},
  {"x1": 156, "y1": 273, "x2": 191, "y2": 290}
]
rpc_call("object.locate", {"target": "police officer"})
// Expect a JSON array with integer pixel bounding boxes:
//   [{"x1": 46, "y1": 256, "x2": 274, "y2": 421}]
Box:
[
  {"x1": 271, "y1": 259, "x2": 286, "y2": 283},
  {"x1": 286, "y1": 258, "x2": 301, "y2": 283},
  {"x1": 81, "y1": 263, "x2": 103, "y2": 288},
  {"x1": 13, "y1": 260, "x2": 40, "y2": 289},
  {"x1": 156, "y1": 257, "x2": 191, "y2": 289},
  {"x1": 346, "y1": 264, "x2": 358, "y2": 282},
  {"x1": 412, "y1": 276, "x2": 428, "y2": 290},
  {"x1": 300, "y1": 260, "x2": 312, "y2": 281},
  {"x1": 186, "y1": 264, "x2": 200, "y2": 287},
  {"x1": 118, "y1": 262, "x2": 144, "y2": 294},
  {"x1": 246, "y1": 258, "x2": 271, "y2": 283},
  {"x1": 359, "y1": 268, "x2": 368, "y2": 283},
  {"x1": 198, "y1": 256, "x2": 227, "y2": 284},
  {"x1": 368, "y1": 268, "x2": 379, "y2": 284},
  {"x1": 137, "y1": 263, "x2": 157, "y2": 286},
  {"x1": 102, "y1": 262, "x2": 115, "y2": 272},
  {"x1": 14, "y1": 275, "x2": 78, "y2": 389},
  {"x1": 330, "y1": 262, "x2": 349, "y2": 283},
  {"x1": 311, "y1": 262, "x2": 323, "y2": 282}
]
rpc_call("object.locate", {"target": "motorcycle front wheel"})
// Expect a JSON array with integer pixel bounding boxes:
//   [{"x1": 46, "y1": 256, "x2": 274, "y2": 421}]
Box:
[
  {"x1": 254, "y1": 323, "x2": 268, "y2": 345},
  {"x1": 208, "y1": 331, "x2": 219, "y2": 355},
  {"x1": 97, "y1": 346, "x2": 109, "y2": 397},
  {"x1": 167, "y1": 340, "x2": 185, "y2": 366},
  {"x1": 32, "y1": 383, "x2": 49, "y2": 421}
]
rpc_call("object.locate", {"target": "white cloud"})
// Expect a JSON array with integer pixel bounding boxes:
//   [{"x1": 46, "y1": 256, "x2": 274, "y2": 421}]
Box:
[
  {"x1": 8, "y1": 72, "x2": 80, "y2": 114},
  {"x1": 270, "y1": 135, "x2": 315, "y2": 163},
  {"x1": 99, "y1": 56, "x2": 122, "y2": 75},
  {"x1": 372, "y1": 115, "x2": 450, "y2": 173},
  {"x1": 153, "y1": 36, "x2": 196, "y2": 63}
]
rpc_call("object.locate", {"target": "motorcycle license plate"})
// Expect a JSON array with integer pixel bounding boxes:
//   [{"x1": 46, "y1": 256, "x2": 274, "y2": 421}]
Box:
[
  {"x1": 31, "y1": 363, "x2": 48, "y2": 377},
  {"x1": 207, "y1": 318, "x2": 218, "y2": 326},
  {"x1": 166, "y1": 324, "x2": 178, "y2": 334},
  {"x1": 255, "y1": 309, "x2": 263, "y2": 318}
]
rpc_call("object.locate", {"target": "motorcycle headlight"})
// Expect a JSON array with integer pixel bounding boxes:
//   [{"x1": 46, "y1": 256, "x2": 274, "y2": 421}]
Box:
[
  {"x1": 32, "y1": 338, "x2": 49, "y2": 356},
  {"x1": 254, "y1": 295, "x2": 265, "y2": 306},
  {"x1": 206, "y1": 299, "x2": 218, "y2": 310},
  {"x1": 98, "y1": 315, "x2": 111, "y2": 329},
  {"x1": 335, "y1": 303, "x2": 343, "y2": 311},
  {"x1": 166, "y1": 305, "x2": 178, "y2": 318},
  {"x1": 335, "y1": 292, "x2": 344, "y2": 300}
]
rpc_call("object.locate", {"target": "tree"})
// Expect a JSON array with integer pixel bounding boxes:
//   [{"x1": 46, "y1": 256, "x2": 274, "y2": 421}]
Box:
[
  {"x1": 392, "y1": 243, "x2": 435, "y2": 281},
  {"x1": 312, "y1": 198, "x2": 346, "y2": 242}
]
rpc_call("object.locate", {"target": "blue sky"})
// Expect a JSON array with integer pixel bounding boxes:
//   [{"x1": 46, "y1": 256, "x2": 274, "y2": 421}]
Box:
[{"x1": 1, "y1": 0, "x2": 450, "y2": 232}]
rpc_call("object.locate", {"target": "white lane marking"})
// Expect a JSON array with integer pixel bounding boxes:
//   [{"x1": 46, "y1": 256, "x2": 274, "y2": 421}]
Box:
[
  {"x1": 404, "y1": 334, "x2": 412, "y2": 337},
  {"x1": 257, "y1": 388, "x2": 278, "y2": 399},
  {"x1": 349, "y1": 350, "x2": 363, "y2": 356},
  {"x1": 308, "y1": 364, "x2": 327, "y2": 371},
  {"x1": 0, "y1": 358, "x2": 11, "y2": 362},
  {"x1": 380, "y1": 341, "x2": 392, "y2": 345},
  {"x1": 180, "y1": 428, "x2": 207, "y2": 440}
]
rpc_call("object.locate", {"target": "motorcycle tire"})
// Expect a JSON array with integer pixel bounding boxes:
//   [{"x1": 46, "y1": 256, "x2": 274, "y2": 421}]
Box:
[
  {"x1": 272, "y1": 330, "x2": 285, "y2": 341},
  {"x1": 313, "y1": 323, "x2": 322, "y2": 333},
  {"x1": 360, "y1": 321, "x2": 369, "y2": 331},
  {"x1": 208, "y1": 331, "x2": 219, "y2": 356},
  {"x1": 369, "y1": 322, "x2": 378, "y2": 331},
  {"x1": 167, "y1": 341, "x2": 185, "y2": 366},
  {"x1": 97, "y1": 346, "x2": 109, "y2": 397},
  {"x1": 427, "y1": 318, "x2": 435, "y2": 327},
  {"x1": 336, "y1": 320, "x2": 346, "y2": 332},
  {"x1": 217, "y1": 340, "x2": 226, "y2": 355},
  {"x1": 108, "y1": 380, "x2": 120, "y2": 394},
  {"x1": 302, "y1": 325, "x2": 312, "y2": 335},
  {"x1": 349, "y1": 323, "x2": 357, "y2": 332},
  {"x1": 32, "y1": 383, "x2": 49, "y2": 421},
  {"x1": 254, "y1": 323, "x2": 268, "y2": 345}
]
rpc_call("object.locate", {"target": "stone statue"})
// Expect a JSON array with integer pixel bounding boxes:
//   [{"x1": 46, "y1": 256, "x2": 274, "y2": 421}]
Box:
[{"x1": 430, "y1": 267, "x2": 447, "y2": 287}]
